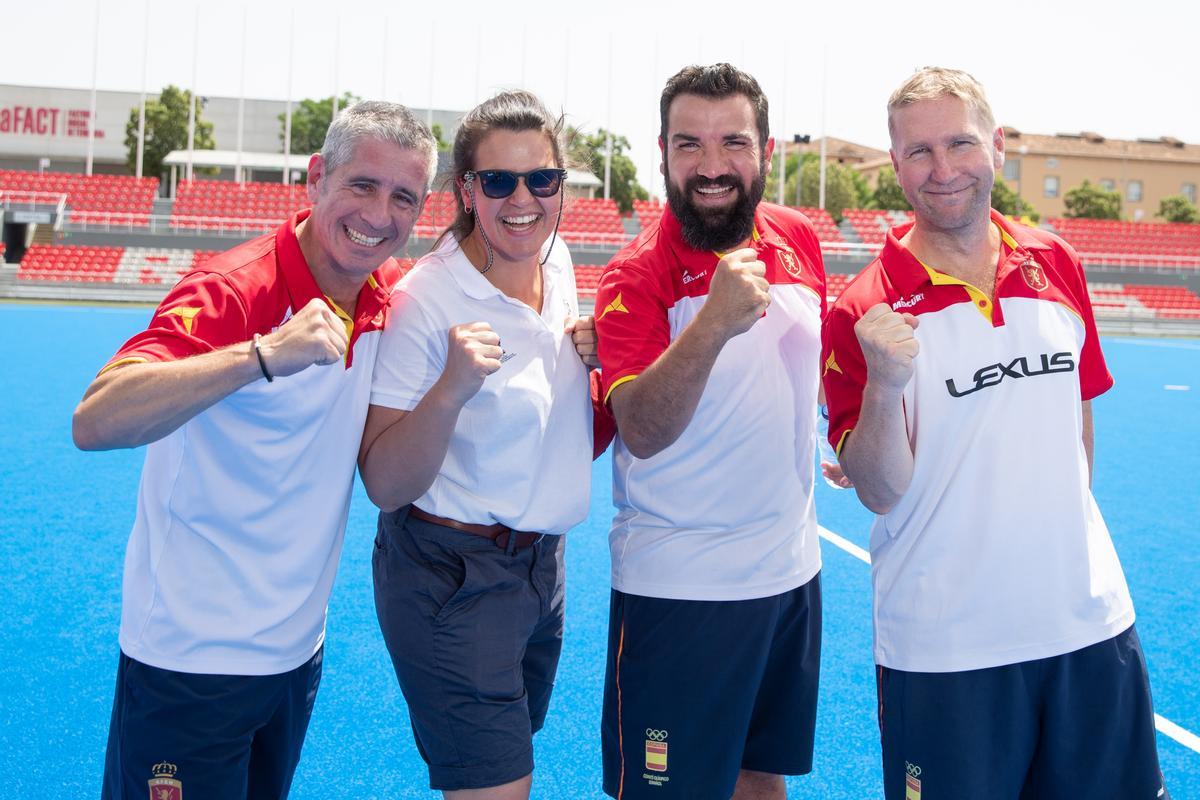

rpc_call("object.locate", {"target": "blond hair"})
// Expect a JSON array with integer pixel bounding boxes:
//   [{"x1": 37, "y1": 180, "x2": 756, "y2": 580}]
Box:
[{"x1": 887, "y1": 67, "x2": 996, "y2": 138}]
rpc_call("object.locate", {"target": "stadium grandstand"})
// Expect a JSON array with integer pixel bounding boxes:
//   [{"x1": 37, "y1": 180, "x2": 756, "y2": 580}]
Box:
[{"x1": 1, "y1": 83, "x2": 1198, "y2": 335}]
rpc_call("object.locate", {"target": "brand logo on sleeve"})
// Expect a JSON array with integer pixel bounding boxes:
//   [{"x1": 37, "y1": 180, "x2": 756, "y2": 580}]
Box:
[
  {"x1": 945, "y1": 351, "x2": 1075, "y2": 398},
  {"x1": 681, "y1": 269, "x2": 708, "y2": 285},
  {"x1": 598, "y1": 292, "x2": 628, "y2": 320},
  {"x1": 161, "y1": 306, "x2": 201, "y2": 335}
]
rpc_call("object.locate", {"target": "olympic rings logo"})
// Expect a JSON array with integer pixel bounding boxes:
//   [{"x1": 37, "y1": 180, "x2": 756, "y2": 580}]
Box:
[
  {"x1": 905, "y1": 762, "x2": 922, "y2": 778},
  {"x1": 645, "y1": 729, "x2": 668, "y2": 741}
]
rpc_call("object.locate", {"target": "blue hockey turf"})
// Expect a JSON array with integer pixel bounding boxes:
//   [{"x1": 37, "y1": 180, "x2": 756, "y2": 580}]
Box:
[{"x1": 1, "y1": 304, "x2": 1197, "y2": 797}]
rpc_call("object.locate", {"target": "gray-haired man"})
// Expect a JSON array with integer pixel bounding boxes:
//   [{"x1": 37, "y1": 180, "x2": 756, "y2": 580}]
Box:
[{"x1": 74, "y1": 101, "x2": 437, "y2": 799}]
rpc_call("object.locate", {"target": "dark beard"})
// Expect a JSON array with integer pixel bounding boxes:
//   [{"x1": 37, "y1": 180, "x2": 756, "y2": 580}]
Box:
[{"x1": 665, "y1": 169, "x2": 765, "y2": 252}]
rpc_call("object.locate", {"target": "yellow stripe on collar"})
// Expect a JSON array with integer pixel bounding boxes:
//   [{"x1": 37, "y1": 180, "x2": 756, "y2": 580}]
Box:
[{"x1": 914, "y1": 223, "x2": 1005, "y2": 323}]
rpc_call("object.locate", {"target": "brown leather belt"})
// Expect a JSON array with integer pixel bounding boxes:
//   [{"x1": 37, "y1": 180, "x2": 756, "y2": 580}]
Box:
[{"x1": 408, "y1": 506, "x2": 542, "y2": 551}]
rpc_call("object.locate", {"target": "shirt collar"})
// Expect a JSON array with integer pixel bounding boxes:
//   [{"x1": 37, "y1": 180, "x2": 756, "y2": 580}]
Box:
[
  {"x1": 880, "y1": 208, "x2": 1050, "y2": 294},
  {"x1": 275, "y1": 208, "x2": 395, "y2": 332},
  {"x1": 441, "y1": 235, "x2": 564, "y2": 301}
]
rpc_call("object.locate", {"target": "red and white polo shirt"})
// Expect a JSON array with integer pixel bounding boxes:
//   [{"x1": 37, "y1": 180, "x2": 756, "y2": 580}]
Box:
[
  {"x1": 108, "y1": 210, "x2": 400, "y2": 675},
  {"x1": 595, "y1": 202, "x2": 826, "y2": 601},
  {"x1": 822, "y1": 210, "x2": 1133, "y2": 672}
]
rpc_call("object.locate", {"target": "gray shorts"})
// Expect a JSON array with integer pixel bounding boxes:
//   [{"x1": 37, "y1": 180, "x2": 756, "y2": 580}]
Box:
[{"x1": 372, "y1": 506, "x2": 565, "y2": 791}]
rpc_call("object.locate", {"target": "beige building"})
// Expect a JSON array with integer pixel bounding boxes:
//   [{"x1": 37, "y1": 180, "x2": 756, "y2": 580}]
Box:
[{"x1": 854, "y1": 128, "x2": 1200, "y2": 220}]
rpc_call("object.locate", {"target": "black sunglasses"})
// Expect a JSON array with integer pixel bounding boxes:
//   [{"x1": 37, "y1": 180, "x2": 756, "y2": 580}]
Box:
[{"x1": 466, "y1": 168, "x2": 567, "y2": 199}]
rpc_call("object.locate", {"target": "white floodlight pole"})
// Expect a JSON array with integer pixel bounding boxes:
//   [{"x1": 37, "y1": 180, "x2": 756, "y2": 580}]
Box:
[
  {"x1": 604, "y1": 32, "x2": 613, "y2": 201},
  {"x1": 818, "y1": 46, "x2": 828, "y2": 210},
  {"x1": 236, "y1": 5, "x2": 247, "y2": 184},
  {"x1": 382, "y1": 17, "x2": 389, "y2": 101},
  {"x1": 283, "y1": 10, "x2": 295, "y2": 185},
  {"x1": 136, "y1": 0, "x2": 149, "y2": 179},
  {"x1": 777, "y1": 50, "x2": 787, "y2": 205},
  {"x1": 86, "y1": 0, "x2": 101, "y2": 176},
  {"x1": 332, "y1": 16, "x2": 341, "y2": 118},
  {"x1": 427, "y1": 22, "x2": 435, "y2": 130},
  {"x1": 186, "y1": 4, "x2": 199, "y2": 183}
]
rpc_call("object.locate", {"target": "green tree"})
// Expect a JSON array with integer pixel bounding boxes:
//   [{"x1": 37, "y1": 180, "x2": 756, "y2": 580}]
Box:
[
  {"x1": 786, "y1": 157, "x2": 863, "y2": 222},
  {"x1": 1062, "y1": 180, "x2": 1121, "y2": 220},
  {"x1": 568, "y1": 126, "x2": 648, "y2": 213},
  {"x1": 765, "y1": 151, "x2": 802, "y2": 201},
  {"x1": 431, "y1": 123, "x2": 451, "y2": 153},
  {"x1": 125, "y1": 85, "x2": 215, "y2": 179},
  {"x1": 871, "y1": 166, "x2": 912, "y2": 211},
  {"x1": 1156, "y1": 194, "x2": 1200, "y2": 224},
  {"x1": 279, "y1": 93, "x2": 361, "y2": 156},
  {"x1": 991, "y1": 179, "x2": 1039, "y2": 222}
]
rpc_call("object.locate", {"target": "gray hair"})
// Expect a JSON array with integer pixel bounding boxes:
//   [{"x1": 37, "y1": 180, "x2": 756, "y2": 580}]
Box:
[{"x1": 320, "y1": 101, "x2": 439, "y2": 190}]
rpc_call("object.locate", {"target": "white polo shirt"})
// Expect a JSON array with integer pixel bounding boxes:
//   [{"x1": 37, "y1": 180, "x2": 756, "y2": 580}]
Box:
[
  {"x1": 108, "y1": 211, "x2": 398, "y2": 675},
  {"x1": 370, "y1": 236, "x2": 593, "y2": 535},
  {"x1": 594, "y1": 203, "x2": 827, "y2": 601},
  {"x1": 823, "y1": 211, "x2": 1133, "y2": 673}
]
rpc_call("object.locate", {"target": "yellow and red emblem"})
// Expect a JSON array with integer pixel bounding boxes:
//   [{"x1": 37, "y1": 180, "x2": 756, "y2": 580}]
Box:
[
  {"x1": 644, "y1": 728, "x2": 668, "y2": 772},
  {"x1": 904, "y1": 761, "x2": 922, "y2": 800},
  {"x1": 148, "y1": 761, "x2": 183, "y2": 800},
  {"x1": 1019, "y1": 259, "x2": 1048, "y2": 292},
  {"x1": 780, "y1": 248, "x2": 802, "y2": 279}
]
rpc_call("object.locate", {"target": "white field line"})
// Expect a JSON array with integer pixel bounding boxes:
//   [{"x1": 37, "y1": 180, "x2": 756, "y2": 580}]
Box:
[{"x1": 817, "y1": 526, "x2": 1200, "y2": 756}]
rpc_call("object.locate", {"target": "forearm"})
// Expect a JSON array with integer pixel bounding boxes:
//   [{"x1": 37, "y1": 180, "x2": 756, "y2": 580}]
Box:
[
  {"x1": 359, "y1": 383, "x2": 467, "y2": 512},
  {"x1": 72, "y1": 343, "x2": 263, "y2": 451},
  {"x1": 839, "y1": 381, "x2": 914, "y2": 514},
  {"x1": 611, "y1": 317, "x2": 729, "y2": 459}
]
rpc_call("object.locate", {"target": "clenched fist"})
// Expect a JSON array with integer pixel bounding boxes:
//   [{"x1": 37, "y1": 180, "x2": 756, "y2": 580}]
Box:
[
  {"x1": 439, "y1": 321, "x2": 503, "y2": 406},
  {"x1": 566, "y1": 315, "x2": 599, "y2": 369},
  {"x1": 255, "y1": 298, "x2": 349, "y2": 378},
  {"x1": 854, "y1": 303, "x2": 920, "y2": 393},
  {"x1": 697, "y1": 248, "x2": 771, "y2": 341}
]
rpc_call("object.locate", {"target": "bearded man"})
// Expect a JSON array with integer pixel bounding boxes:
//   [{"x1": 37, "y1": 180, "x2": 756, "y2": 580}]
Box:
[{"x1": 593, "y1": 63, "x2": 829, "y2": 800}]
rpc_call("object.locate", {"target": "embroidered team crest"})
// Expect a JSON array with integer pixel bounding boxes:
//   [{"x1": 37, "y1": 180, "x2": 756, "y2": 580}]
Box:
[
  {"x1": 645, "y1": 728, "x2": 668, "y2": 773},
  {"x1": 779, "y1": 248, "x2": 802, "y2": 278},
  {"x1": 904, "y1": 761, "x2": 922, "y2": 800},
  {"x1": 1019, "y1": 259, "x2": 1048, "y2": 291},
  {"x1": 148, "y1": 761, "x2": 183, "y2": 800}
]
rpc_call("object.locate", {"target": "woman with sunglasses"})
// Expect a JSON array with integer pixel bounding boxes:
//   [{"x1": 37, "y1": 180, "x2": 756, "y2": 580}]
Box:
[{"x1": 358, "y1": 90, "x2": 601, "y2": 799}]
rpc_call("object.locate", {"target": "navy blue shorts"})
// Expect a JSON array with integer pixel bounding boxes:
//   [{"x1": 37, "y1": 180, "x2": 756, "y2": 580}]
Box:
[
  {"x1": 601, "y1": 573, "x2": 822, "y2": 799},
  {"x1": 101, "y1": 647, "x2": 322, "y2": 800},
  {"x1": 373, "y1": 506, "x2": 565, "y2": 791},
  {"x1": 878, "y1": 625, "x2": 1168, "y2": 799}
]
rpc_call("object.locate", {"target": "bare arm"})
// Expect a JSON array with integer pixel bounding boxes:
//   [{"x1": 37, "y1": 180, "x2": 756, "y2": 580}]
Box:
[
  {"x1": 72, "y1": 298, "x2": 348, "y2": 451},
  {"x1": 609, "y1": 249, "x2": 771, "y2": 459},
  {"x1": 358, "y1": 322, "x2": 501, "y2": 512},
  {"x1": 837, "y1": 303, "x2": 920, "y2": 514},
  {"x1": 1082, "y1": 400, "x2": 1094, "y2": 486}
]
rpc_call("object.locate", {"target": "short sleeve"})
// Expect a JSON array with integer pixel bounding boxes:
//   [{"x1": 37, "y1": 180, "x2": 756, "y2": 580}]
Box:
[
  {"x1": 103, "y1": 271, "x2": 250, "y2": 372},
  {"x1": 594, "y1": 260, "x2": 670, "y2": 404},
  {"x1": 1061, "y1": 247, "x2": 1113, "y2": 401},
  {"x1": 821, "y1": 303, "x2": 870, "y2": 455},
  {"x1": 370, "y1": 289, "x2": 446, "y2": 411}
]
